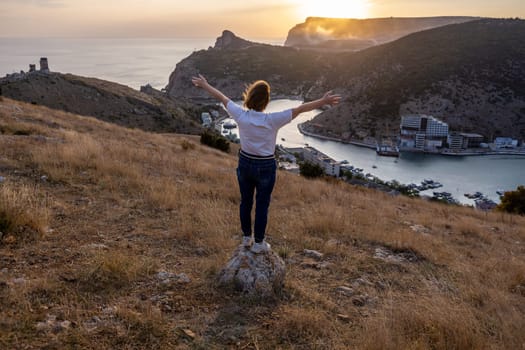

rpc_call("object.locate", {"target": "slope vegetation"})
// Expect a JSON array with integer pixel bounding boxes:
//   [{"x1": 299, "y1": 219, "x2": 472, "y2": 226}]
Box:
[
  {"x1": 1, "y1": 98, "x2": 524, "y2": 349},
  {"x1": 0, "y1": 72, "x2": 201, "y2": 134}
]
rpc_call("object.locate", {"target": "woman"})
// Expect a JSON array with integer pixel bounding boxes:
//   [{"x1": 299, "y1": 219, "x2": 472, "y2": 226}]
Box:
[{"x1": 191, "y1": 75, "x2": 341, "y2": 253}]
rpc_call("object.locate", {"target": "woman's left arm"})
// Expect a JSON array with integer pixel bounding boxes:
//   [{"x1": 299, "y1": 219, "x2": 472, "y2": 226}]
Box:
[{"x1": 291, "y1": 91, "x2": 341, "y2": 119}]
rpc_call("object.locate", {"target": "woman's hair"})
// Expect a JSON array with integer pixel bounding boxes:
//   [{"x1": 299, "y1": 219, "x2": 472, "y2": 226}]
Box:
[{"x1": 243, "y1": 80, "x2": 270, "y2": 112}]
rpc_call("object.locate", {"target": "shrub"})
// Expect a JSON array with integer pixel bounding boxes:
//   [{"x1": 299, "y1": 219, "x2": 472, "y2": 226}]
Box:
[
  {"x1": 299, "y1": 161, "x2": 324, "y2": 178},
  {"x1": 200, "y1": 130, "x2": 230, "y2": 153},
  {"x1": 497, "y1": 185, "x2": 525, "y2": 215},
  {"x1": 180, "y1": 139, "x2": 195, "y2": 151}
]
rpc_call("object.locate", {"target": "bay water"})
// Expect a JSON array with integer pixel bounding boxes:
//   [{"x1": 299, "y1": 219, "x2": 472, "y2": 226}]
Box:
[{"x1": 270, "y1": 100, "x2": 525, "y2": 205}]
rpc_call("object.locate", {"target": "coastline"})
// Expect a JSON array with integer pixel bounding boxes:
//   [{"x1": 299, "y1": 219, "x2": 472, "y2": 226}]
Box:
[
  {"x1": 297, "y1": 123, "x2": 525, "y2": 157},
  {"x1": 297, "y1": 123, "x2": 376, "y2": 150}
]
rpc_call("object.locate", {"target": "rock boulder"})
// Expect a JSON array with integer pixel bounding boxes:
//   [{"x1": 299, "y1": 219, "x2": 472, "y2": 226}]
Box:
[{"x1": 218, "y1": 245, "x2": 286, "y2": 297}]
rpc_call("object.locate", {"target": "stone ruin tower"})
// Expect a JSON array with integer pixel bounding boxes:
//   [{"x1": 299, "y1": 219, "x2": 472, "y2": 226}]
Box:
[
  {"x1": 29, "y1": 64, "x2": 36, "y2": 72},
  {"x1": 39, "y1": 57, "x2": 49, "y2": 72}
]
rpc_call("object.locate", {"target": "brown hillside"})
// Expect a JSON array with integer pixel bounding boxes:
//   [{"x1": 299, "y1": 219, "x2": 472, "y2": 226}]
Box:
[
  {"x1": 0, "y1": 72, "x2": 202, "y2": 134},
  {"x1": 1, "y1": 98, "x2": 524, "y2": 349}
]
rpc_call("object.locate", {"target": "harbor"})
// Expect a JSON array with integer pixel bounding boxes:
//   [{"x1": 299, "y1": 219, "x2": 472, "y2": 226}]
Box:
[{"x1": 268, "y1": 99, "x2": 525, "y2": 206}]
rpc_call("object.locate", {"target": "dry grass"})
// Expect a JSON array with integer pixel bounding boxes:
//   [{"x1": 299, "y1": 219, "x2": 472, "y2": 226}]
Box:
[
  {"x1": 1, "y1": 98, "x2": 524, "y2": 349},
  {"x1": 78, "y1": 251, "x2": 157, "y2": 293},
  {"x1": 359, "y1": 295, "x2": 486, "y2": 350},
  {"x1": 0, "y1": 181, "x2": 50, "y2": 242}
]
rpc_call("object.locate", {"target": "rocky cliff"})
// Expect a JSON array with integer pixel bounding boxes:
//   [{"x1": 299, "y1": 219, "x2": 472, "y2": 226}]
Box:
[
  {"x1": 166, "y1": 19, "x2": 525, "y2": 141},
  {"x1": 284, "y1": 16, "x2": 478, "y2": 51},
  {"x1": 166, "y1": 30, "x2": 326, "y2": 101}
]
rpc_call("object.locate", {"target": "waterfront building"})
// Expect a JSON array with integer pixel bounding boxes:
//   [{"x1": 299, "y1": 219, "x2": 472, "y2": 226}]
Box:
[
  {"x1": 494, "y1": 137, "x2": 518, "y2": 149},
  {"x1": 400, "y1": 115, "x2": 449, "y2": 151},
  {"x1": 448, "y1": 132, "x2": 484, "y2": 150},
  {"x1": 201, "y1": 112, "x2": 212, "y2": 127},
  {"x1": 303, "y1": 147, "x2": 341, "y2": 177}
]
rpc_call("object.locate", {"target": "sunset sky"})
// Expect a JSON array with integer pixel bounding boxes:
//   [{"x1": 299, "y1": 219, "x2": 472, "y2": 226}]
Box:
[{"x1": 1, "y1": 0, "x2": 524, "y2": 39}]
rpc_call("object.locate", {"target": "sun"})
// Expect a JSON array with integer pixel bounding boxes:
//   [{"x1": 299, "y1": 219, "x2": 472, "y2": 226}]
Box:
[{"x1": 297, "y1": 0, "x2": 370, "y2": 19}]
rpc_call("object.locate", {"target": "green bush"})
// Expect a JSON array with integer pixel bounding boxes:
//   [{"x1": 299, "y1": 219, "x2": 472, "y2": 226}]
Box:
[
  {"x1": 299, "y1": 161, "x2": 324, "y2": 178},
  {"x1": 200, "y1": 130, "x2": 230, "y2": 153},
  {"x1": 497, "y1": 185, "x2": 525, "y2": 215}
]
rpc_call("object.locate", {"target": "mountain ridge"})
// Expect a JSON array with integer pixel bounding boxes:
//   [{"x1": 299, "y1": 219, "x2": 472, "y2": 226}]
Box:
[
  {"x1": 285, "y1": 16, "x2": 479, "y2": 51},
  {"x1": 167, "y1": 18, "x2": 525, "y2": 141}
]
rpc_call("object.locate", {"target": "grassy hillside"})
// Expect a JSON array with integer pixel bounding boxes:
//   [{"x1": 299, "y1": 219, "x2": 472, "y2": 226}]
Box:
[
  {"x1": 1, "y1": 98, "x2": 524, "y2": 349},
  {"x1": 0, "y1": 72, "x2": 202, "y2": 134}
]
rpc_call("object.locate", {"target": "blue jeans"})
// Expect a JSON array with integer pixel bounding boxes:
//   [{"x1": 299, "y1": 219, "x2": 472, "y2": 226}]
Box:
[{"x1": 237, "y1": 152, "x2": 277, "y2": 243}]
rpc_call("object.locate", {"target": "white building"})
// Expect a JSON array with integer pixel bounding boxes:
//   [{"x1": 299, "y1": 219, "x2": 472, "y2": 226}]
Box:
[
  {"x1": 214, "y1": 118, "x2": 240, "y2": 143},
  {"x1": 303, "y1": 147, "x2": 341, "y2": 177},
  {"x1": 201, "y1": 112, "x2": 212, "y2": 127},
  {"x1": 448, "y1": 132, "x2": 484, "y2": 150},
  {"x1": 400, "y1": 115, "x2": 449, "y2": 150},
  {"x1": 494, "y1": 137, "x2": 518, "y2": 149}
]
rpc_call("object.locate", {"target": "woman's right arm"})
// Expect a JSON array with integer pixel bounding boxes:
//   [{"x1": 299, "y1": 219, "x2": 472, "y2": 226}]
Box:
[
  {"x1": 191, "y1": 74, "x2": 230, "y2": 107},
  {"x1": 291, "y1": 91, "x2": 341, "y2": 119}
]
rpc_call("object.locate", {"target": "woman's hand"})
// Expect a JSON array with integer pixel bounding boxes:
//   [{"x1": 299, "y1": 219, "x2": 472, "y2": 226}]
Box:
[
  {"x1": 191, "y1": 74, "x2": 209, "y2": 89},
  {"x1": 322, "y1": 91, "x2": 342, "y2": 106},
  {"x1": 190, "y1": 74, "x2": 231, "y2": 107}
]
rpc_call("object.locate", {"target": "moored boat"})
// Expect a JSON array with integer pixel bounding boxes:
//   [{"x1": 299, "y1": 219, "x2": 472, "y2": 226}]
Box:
[{"x1": 376, "y1": 144, "x2": 400, "y2": 157}]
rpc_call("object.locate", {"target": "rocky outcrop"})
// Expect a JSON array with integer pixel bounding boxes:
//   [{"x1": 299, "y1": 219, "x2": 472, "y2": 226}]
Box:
[
  {"x1": 214, "y1": 30, "x2": 258, "y2": 50},
  {"x1": 218, "y1": 245, "x2": 286, "y2": 297},
  {"x1": 284, "y1": 16, "x2": 478, "y2": 51},
  {"x1": 165, "y1": 30, "x2": 322, "y2": 101}
]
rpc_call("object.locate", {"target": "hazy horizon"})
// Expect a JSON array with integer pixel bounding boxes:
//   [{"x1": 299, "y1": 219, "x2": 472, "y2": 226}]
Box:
[{"x1": 1, "y1": 0, "x2": 524, "y2": 39}]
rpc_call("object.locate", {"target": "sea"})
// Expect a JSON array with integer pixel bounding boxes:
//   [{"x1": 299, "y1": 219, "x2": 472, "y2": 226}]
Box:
[{"x1": 1, "y1": 37, "x2": 524, "y2": 205}]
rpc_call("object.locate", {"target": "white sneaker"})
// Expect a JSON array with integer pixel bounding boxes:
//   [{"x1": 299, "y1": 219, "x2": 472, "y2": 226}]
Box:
[
  {"x1": 251, "y1": 241, "x2": 271, "y2": 254},
  {"x1": 242, "y1": 236, "x2": 252, "y2": 248}
]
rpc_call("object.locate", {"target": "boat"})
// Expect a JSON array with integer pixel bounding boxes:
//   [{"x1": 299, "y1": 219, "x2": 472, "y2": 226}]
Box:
[
  {"x1": 428, "y1": 182, "x2": 443, "y2": 189},
  {"x1": 222, "y1": 118, "x2": 237, "y2": 129},
  {"x1": 372, "y1": 165, "x2": 377, "y2": 169},
  {"x1": 376, "y1": 144, "x2": 400, "y2": 157}
]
